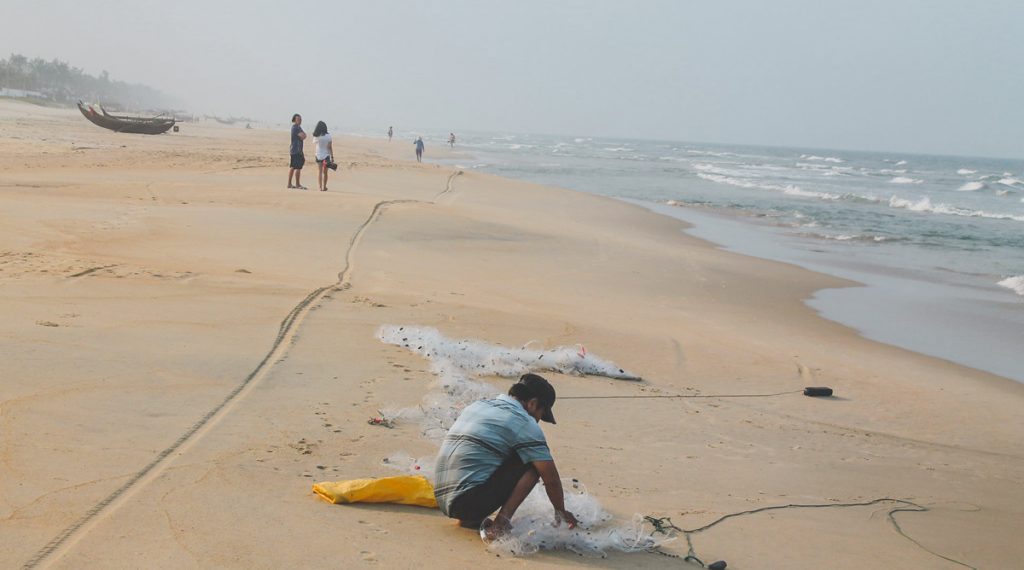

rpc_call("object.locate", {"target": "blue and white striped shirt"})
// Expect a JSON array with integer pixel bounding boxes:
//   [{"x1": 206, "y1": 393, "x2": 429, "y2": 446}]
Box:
[{"x1": 433, "y1": 395, "x2": 553, "y2": 516}]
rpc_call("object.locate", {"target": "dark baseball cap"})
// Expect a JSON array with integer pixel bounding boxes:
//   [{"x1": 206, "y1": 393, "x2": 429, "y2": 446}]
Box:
[{"x1": 516, "y1": 373, "x2": 557, "y2": 424}]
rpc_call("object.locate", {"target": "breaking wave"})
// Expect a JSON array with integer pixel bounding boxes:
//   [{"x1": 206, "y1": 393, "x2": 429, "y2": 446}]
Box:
[
  {"x1": 888, "y1": 196, "x2": 1024, "y2": 222},
  {"x1": 800, "y1": 154, "x2": 844, "y2": 163},
  {"x1": 957, "y1": 181, "x2": 986, "y2": 192},
  {"x1": 998, "y1": 275, "x2": 1024, "y2": 297},
  {"x1": 890, "y1": 176, "x2": 923, "y2": 184},
  {"x1": 957, "y1": 168, "x2": 977, "y2": 175}
]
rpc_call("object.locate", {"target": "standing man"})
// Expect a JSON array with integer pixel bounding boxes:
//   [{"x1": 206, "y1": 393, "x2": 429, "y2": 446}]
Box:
[
  {"x1": 388, "y1": 126, "x2": 393, "y2": 142},
  {"x1": 288, "y1": 113, "x2": 308, "y2": 190},
  {"x1": 433, "y1": 374, "x2": 579, "y2": 539},
  {"x1": 448, "y1": 132, "x2": 456, "y2": 148},
  {"x1": 414, "y1": 136, "x2": 424, "y2": 163}
]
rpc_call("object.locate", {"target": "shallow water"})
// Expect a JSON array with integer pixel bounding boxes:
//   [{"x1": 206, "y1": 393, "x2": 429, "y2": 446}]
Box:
[{"x1": 355, "y1": 129, "x2": 1024, "y2": 382}]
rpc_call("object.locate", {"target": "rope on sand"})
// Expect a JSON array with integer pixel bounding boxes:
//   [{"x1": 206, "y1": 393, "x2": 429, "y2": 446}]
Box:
[{"x1": 643, "y1": 498, "x2": 977, "y2": 569}]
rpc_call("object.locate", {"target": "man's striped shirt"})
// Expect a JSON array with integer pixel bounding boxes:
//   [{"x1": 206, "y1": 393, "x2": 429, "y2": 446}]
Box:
[{"x1": 433, "y1": 395, "x2": 552, "y2": 516}]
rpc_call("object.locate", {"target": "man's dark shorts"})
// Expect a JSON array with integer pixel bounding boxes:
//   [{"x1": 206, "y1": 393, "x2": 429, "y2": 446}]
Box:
[
  {"x1": 290, "y1": 153, "x2": 305, "y2": 169},
  {"x1": 448, "y1": 455, "x2": 534, "y2": 524}
]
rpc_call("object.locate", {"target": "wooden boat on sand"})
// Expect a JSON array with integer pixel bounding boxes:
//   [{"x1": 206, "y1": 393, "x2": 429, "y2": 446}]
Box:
[{"x1": 77, "y1": 101, "x2": 175, "y2": 135}]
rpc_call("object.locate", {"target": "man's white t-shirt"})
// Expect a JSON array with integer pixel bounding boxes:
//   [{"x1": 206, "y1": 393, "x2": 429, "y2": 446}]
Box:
[{"x1": 315, "y1": 133, "x2": 332, "y2": 160}]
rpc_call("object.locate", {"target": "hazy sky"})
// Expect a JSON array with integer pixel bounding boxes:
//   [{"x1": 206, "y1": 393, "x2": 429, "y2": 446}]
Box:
[{"x1": 2, "y1": 0, "x2": 1021, "y2": 157}]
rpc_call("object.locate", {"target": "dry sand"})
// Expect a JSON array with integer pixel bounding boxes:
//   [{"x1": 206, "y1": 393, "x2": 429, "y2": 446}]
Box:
[{"x1": 1, "y1": 100, "x2": 1021, "y2": 569}]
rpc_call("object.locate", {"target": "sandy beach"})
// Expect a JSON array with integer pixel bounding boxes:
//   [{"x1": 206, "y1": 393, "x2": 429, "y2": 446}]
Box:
[{"x1": 1, "y1": 100, "x2": 1021, "y2": 569}]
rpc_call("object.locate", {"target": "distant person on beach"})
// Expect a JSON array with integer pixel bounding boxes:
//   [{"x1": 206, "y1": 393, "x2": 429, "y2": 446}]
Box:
[
  {"x1": 313, "y1": 121, "x2": 334, "y2": 192},
  {"x1": 448, "y1": 132, "x2": 456, "y2": 148},
  {"x1": 433, "y1": 374, "x2": 579, "y2": 539},
  {"x1": 288, "y1": 114, "x2": 307, "y2": 190},
  {"x1": 414, "y1": 136, "x2": 424, "y2": 162},
  {"x1": 388, "y1": 126, "x2": 393, "y2": 142}
]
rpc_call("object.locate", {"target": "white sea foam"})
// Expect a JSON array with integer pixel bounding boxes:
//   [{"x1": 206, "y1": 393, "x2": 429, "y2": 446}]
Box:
[
  {"x1": 895, "y1": 160, "x2": 907, "y2": 166},
  {"x1": 782, "y1": 186, "x2": 842, "y2": 200},
  {"x1": 957, "y1": 168, "x2": 977, "y2": 175},
  {"x1": 879, "y1": 169, "x2": 908, "y2": 175},
  {"x1": 890, "y1": 176, "x2": 923, "y2": 184},
  {"x1": 697, "y1": 170, "x2": 846, "y2": 201},
  {"x1": 957, "y1": 181, "x2": 986, "y2": 192},
  {"x1": 603, "y1": 147, "x2": 632, "y2": 152},
  {"x1": 888, "y1": 196, "x2": 1024, "y2": 222},
  {"x1": 997, "y1": 276, "x2": 1024, "y2": 297},
  {"x1": 800, "y1": 154, "x2": 845, "y2": 163},
  {"x1": 687, "y1": 149, "x2": 737, "y2": 157},
  {"x1": 997, "y1": 177, "x2": 1022, "y2": 187}
]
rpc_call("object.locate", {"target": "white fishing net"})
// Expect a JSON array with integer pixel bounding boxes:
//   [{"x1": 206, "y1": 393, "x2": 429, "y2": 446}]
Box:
[
  {"x1": 377, "y1": 325, "x2": 641, "y2": 380},
  {"x1": 484, "y1": 479, "x2": 672, "y2": 557},
  {"x1": 375, "y1": 325, "x2": 669, "y2": 558}
]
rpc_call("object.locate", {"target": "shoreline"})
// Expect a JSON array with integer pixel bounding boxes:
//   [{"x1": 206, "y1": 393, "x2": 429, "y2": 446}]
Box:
[
  {"x1": 625, "y1": 198, "x2": 1024, "y2": 384},
  {"x1": 2, "y1": 101, "x2": 1022, "y2": 568},
  {"x1": 421, "y1": 135, "x2": 1024, "y2": 385}
]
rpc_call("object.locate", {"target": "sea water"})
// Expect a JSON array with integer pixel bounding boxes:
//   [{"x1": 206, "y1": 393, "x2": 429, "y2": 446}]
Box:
[{"x1": 360, "y1": 130, "x2": 1024, "y2": 382}]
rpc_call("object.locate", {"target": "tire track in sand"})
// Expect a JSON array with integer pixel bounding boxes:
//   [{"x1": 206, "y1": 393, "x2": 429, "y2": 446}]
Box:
[{"x1": 23, "y1": 170, "x2": 462, "y2": 569}]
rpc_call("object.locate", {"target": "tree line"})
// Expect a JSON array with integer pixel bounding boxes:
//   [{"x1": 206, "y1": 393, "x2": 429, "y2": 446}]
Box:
[{"x1": 0, "y1": 53, "x2": 178, "y2": 111}]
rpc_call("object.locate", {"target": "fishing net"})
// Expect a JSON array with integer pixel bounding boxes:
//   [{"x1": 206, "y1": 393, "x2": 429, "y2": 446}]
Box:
[
  {"x1": 376, "y1": 325, "x2": 666, "y2": 558},
  {"x1": 484, "y1": 479, "x2": 672, "y2": 557}
]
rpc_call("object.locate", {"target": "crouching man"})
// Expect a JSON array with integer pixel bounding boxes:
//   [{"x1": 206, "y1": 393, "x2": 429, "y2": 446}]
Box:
[{"x1": 433, "y1": 373, "x2": 579, "y2": 538}]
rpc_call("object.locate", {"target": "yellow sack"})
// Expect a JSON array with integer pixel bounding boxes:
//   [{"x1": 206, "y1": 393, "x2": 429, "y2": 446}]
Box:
[{"x1": 313, "y1": 475, "x2": 438, "y2": 508}]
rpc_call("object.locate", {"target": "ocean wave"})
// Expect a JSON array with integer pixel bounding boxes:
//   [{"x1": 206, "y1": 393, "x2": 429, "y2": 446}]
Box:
[
  {"x1": 957, "y1": 181, "x2": 986, "y2": 192},
  {"x1": 693, "y1": 163, "x2": 746, "y2": 176},
  {"x1": 888, "y1": 196, "x2": 1024, "y2": 222},
  {"x1": 696, "y1": 172, "x2": 762, "y2": 189},
  {"x1": 603, "y1": 147, "x2": 632, "y2": 152},
  {"x1": 895, "y1": 160, "x2": 907, "y2": 166},
  {"x1": 879, "y1": 169, "x2": 908, "y2": 175},
  {"x1": 997, "y1": 275, "x2": 1024, "y2": 297},
  {"x1": 812, "y1": 233, "x2": 890, "y2": 243},
  {"x1": 997, "y1": 177, "x2": 1022, "y2": 187},
  {"x1": 957, "y1": 168, "x2": 977, "y2": 175},
  {"x1": 696, "y1": 172, "x2": 845, "y2": 201},
  {"x1": 782, "y1": 186, "x2": 842, "y2": 200},
  {"x1": 687, "y1": 150, "x2": 737, "y2": 157},
  {"x1": 890, "y1": 176, "x2": 923, "y2": 184},
  {"x1": 800, "y1": 154, "x2": 845, "y2": 163}
]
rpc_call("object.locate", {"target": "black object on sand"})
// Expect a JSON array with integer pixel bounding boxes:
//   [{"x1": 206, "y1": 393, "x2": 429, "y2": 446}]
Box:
[
  {"x1": 803, "y1": 386, "x2": 834, "y2": 397},
  {"x1": 708, "y1": 561, "x2": 727, "y2": 570}
]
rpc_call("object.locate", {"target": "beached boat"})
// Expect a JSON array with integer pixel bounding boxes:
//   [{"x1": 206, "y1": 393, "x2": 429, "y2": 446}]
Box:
[{"x1": 77, "y1": 101, "x2": 175, "y2": 135}]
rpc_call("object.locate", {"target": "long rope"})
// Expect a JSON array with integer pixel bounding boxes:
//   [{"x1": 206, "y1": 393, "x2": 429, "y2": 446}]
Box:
[
  {"x1": 560, "y1": 390, "x2": 802, "y2": 400},
  {"x1": 644, "y1": 498, "x2": 976, "y2": 569}
]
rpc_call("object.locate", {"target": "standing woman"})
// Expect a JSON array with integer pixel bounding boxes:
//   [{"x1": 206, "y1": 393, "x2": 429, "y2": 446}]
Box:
[{"x1": 313, "y1": 121, "x2": 333, "y2": 192}]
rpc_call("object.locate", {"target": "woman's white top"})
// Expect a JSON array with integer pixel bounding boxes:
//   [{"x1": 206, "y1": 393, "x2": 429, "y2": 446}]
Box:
[{"x1": 315, "y1": 133, "x2": 333, "y2": 160}]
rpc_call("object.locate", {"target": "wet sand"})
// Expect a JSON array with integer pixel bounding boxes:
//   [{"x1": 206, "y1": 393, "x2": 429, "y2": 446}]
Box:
[{"x1": 1, "y1": 100, "x2": 1021, "y2": 569}]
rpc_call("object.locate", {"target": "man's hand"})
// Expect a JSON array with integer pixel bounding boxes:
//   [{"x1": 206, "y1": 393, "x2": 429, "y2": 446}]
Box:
[{"x1": 554, "y1": 509, "x2": 579, "y2": 529}]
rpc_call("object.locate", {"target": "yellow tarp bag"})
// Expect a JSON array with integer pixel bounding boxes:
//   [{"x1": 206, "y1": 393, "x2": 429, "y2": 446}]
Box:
[{"x1": 313, "y1": 475, "x2": 438, "y2": 508}]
